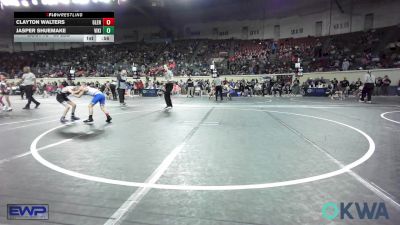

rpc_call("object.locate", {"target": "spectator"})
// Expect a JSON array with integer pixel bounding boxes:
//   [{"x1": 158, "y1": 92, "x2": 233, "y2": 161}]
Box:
[
  {"x1": 374, "y1": 76, "x2": 382, "y2": 96},
  {"x1": 382, "y1": 75, "x2": 391, "y2": 96},
  {"x1": 342, "y1": 59, "x2": 350, "y2": 71},
  {"x1": 187, "y1": 77, "x2": 194, "y2": 97}
]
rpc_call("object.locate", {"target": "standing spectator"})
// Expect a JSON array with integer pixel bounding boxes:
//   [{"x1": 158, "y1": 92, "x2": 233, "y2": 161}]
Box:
[
  {"x1": 20, "y1": 66, "x2": 40, "y2": 109},
  {"x1": 382, "y1": 75, "x2": 391, "y2": 96},
  {"x1": 342, "y1": 59, "x2": 350, "y2": 71},
  {"x1": 187, "y1": 77, "x2": 194, "y2": 97},
  {"x1": 117, "y1": 70, "x2": 128, "y2": 106},
  {"x1": 374, "y1": 77, "x2": 382, "y2": 96},
  {"x1": 110, "y1": 80, "x2": 117, "y2": 100},
  {"x1": 360, "y1": 70, "x2": 375, "y2": 103},
  {"x1": 292, "y1": 78, "x2": 300, "y2": 96}
]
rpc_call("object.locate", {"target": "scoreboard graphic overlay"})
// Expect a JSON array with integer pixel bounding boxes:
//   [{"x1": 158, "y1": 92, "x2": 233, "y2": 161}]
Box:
[{"x1": 14, "y1": 12, "x2": 114, "y2": 43}]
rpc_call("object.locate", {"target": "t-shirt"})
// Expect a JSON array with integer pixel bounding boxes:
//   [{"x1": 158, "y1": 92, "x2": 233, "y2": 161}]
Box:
[
  {"x1": 21, "y1": 72, "x2": 36, "y2": 86},
  {"x1": 375, "y1": 79, "x2": 382, "y2": 87},
  {"x1": 332, "y1": 80, "x2": 338, "y2": 88},
  {"x1": 164, "y1": 70, "x2": 173, "y2": 82},
  {"x1": 382, "y1": 78, "x2": 391, "y2": 86},
  {"x1": 213, "y1": 77, "x2": 222, "y2": 86},
  {"x1": 340, "y1": 80, "x2": 349, "y2": 88},
  {"x1": 364, "y1": 73, "x2": 375, "y2": 84},
  {"x1": 117, "y1": 75, "x2": 128, "y2": 89},
  {"x1": 187, "y1": 79, "x2": 194, "y2": 87}
]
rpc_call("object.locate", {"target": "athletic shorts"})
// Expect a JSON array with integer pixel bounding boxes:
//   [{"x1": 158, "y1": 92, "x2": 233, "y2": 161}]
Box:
[
  {"x1": 91, "y1": 93, "x2": 106, "y2": 105},
  {"x1": 56, "y1": 93, "x2": 70, "y2": 104}
]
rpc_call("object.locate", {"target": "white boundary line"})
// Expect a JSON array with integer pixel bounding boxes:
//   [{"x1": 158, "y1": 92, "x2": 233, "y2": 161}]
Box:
[
  {"x1": 103, "y1": 143, "x2": 185, "y2": 225},
  {"x1": 0, "y1": 139, "x2": 73, "y2": 166},
  {"x1": 173, "y1": 104, "x2": 344, "y2": 109},
  {"x1": 0, "y1": 116, "x2": 56, "y2": 126},
  {"x1": 30, "y1": 110, "x2": 376, "y2": 191},
  {"x1": 380, "y1": 111, "x2": 400, "y2": 124},
  {"x1": 0, "y1": 110, "x2": 155, "y2": 165},
  {"x1": 267, "y1": 112, "x2": 400, "y2": 211}
]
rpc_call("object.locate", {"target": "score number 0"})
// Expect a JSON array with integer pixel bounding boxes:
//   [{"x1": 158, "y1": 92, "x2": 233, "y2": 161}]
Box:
[{"x1": 102, "y1": 18, "x2": 115, "y2": 26}]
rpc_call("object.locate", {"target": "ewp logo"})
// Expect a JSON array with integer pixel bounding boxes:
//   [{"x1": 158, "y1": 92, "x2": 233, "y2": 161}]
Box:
[
  {"x1": 7, "y1": 204, "x2": 49, "y2": 220},
  {"x1": 322, "y1": 202, "x2": 389, "y2": 220}
]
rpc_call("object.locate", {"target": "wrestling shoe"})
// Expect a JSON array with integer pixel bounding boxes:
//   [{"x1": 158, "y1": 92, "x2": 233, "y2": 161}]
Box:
[
  {"x1": 84, "y1": 118, "x2": 94, "y2": 123},
  {"x1": 60, "y1": 117, "x2": 68, "y2": 123},
  {"x1": 71, "y1": 115, "x2": 80, "y2": 121},
  {"x1": 106, "y1": 115, "x2": 112, "y2": 123}
]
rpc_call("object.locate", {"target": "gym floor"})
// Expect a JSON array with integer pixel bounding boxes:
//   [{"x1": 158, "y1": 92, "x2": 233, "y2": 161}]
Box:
[{"x1": 0, "y1": 95, "x2": 399, "y2": 225}]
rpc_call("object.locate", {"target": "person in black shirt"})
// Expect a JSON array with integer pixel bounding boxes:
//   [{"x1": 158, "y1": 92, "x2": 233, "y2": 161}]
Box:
[
  {"x1": 187, "y1": 77, "x2": 194, "y2": 97},
  {"x1": 239, "y1": 82, "x2": 245, "y2": 93},
  {"x1": 245, "y1": 82, "x2": 253, "y2": 97},
  {"x1": 110, "y1": 80, "x2": 117, "y2": 100},
  {"x1": 262, "y1": 81, "x2": 267, "y2": 96},
  {"x1": 375, "y1": 77, "x2": 382, "y2": 96},
  {"x1": 340, "y1": 77, "x2": 350, "y2": 97},
  {"x1": 272, "y1": 81, "x2": 283, "y2": 97},
  {"x1": 382, "y1": 75, "x2": 391, "y2": 96},
  {"x1": 331, "y1": 78, "x2": 339, "y2": 90},
  {"x1": 349, "y1": 81, "x2": 357, "y2": 95},
  {"x1": 355, "y1": 78, "x2": 363, "y2": 89}
]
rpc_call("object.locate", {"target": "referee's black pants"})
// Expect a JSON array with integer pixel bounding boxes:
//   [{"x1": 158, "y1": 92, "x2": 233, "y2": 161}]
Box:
[
  {"x1": 118, "y1": 88, "x2": 125, "y2": 103},
  {"x1": 164, "y1": 83, "x2": 173, "y2": 107},
  {"x1": 361, "y1": 83, "x2": 374, "y2": 101},
  {"x1": 110, "y1": 85, "x2": 117, "y2": 100},
  {"x1": 24, "y1": 85, "x2": 40, "y2": 108},
  {"x1": 215, "y1": 85, "x2": 223, "y2": 101},
  {"x1": 20, "y1": 86, "x2": 25, "y2": 99}
]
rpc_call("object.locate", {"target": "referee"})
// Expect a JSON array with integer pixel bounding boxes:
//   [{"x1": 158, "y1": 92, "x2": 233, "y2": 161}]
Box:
[
  {"x1": 360, "y1": 70, "x2": 375, "y2": 103},
  {"x1": 213, "y1": 75, "x2": 223, "y2": 101},
  {"x1": 163, "y1": 65, "x2": 174, "y2": 109},
  {"x1": 20, "y1": 66, "x2": 40, "y2": 109},
  {"x1": 117, "y1": 69, "x2": 128, "y2": 106}
]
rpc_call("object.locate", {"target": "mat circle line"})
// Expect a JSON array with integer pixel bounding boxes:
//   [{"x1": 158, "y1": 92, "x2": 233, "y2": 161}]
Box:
[
  {"x1": 30, "y1": 108, "x2": 375, "y2": 191},
  {"x1": 380, "y1": 111, "x2": 400, "y2": 124}
]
